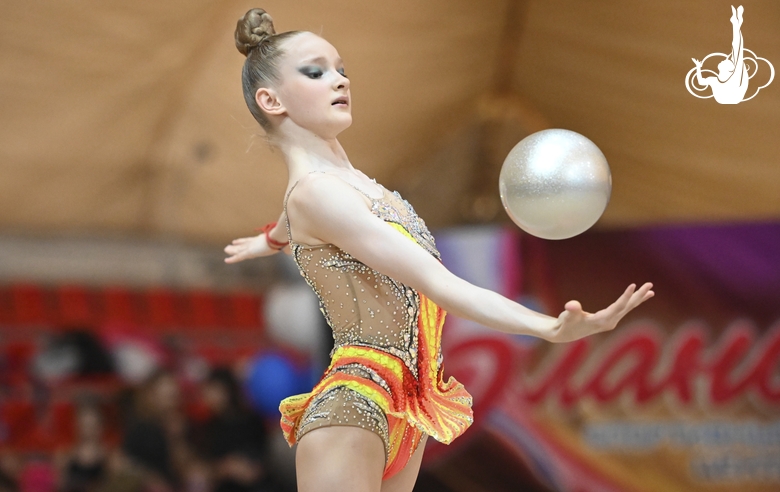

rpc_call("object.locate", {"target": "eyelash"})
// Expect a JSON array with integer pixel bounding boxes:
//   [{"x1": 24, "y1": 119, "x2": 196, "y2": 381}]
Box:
[{"x1": 303, "y1": 68, "x2": 348, "y2": 79}]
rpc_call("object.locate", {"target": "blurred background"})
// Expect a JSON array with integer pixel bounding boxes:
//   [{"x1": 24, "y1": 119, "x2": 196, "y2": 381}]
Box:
[{"x1": 1, "y1": 0, "x2": 779, "y2": 491}]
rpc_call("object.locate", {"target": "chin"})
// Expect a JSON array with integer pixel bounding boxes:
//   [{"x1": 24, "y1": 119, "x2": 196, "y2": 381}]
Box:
[
  {"x1": 294, "y1": 112, "x2": 352, "y2": 139},
  {"x1": 320, "y1": 117, "x2": 353, "y2": 139},
  {"x1": 337, "y1": 116, "x2": 353, "y2": 133}
]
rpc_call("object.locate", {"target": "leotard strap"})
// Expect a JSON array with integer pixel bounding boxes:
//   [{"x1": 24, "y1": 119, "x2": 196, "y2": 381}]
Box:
[{"x1": 283, "y1": 170, "x2": 385, "y2": 245}]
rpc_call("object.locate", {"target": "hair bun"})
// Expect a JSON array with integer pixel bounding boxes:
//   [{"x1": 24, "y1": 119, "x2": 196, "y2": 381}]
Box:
[{"x1": 235, "y1": 8, "x2": 276, "y2": 57}]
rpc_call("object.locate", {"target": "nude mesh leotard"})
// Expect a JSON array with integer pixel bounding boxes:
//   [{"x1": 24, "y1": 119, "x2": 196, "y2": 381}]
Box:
[{"x1": 278, "y1": 172, "x2": 473, "y2": 480}]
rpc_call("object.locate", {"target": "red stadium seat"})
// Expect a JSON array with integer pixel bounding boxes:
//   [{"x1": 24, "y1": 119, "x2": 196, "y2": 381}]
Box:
[
  {"x1": 144, "y1": 287, "x2": 179, "y2": 331},
  {"x1": 55, "y1": 284, "x2": 96, "y2": 327},
  {"x1": 227, "y1": 293, "x2": 263, "y2": 331},
  {"x1": 193, "y1": 341, "x2": 228, "y2": 364},
  {"x1": 186, "y1": 289, "x2": 220, "y2": 329},
  {"x1": 3, "y1": 340, "x2": 37, "y2": 386},
  {"x1": 9, "y1": 283, "x2": 49, "y2": 326},
  {"x1": 0, "y1": 285, "x2": 13, "y2": 326},
  {"x1": 50, "y1": 401, "x2": 76, "y2": 445},
  {"x1": 101, "y1": 286, "x2": 138, "y2": 325},
  {"x1": 0, "y1": 400, "x2": 36, "y2": 447}
]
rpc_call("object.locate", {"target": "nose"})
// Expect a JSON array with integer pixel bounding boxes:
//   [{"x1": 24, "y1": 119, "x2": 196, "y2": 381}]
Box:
[{"x1": 335, "y1": 73, "x2": 350, "y2": 91}]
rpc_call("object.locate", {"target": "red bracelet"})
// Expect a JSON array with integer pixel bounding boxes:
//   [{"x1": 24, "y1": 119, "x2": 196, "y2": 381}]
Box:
[{"x1": 255, "y1": 222, "x2": 289, "y2": 250}]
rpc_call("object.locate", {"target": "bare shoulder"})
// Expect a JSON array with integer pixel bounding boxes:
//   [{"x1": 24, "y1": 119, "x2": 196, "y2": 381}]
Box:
[
  {"x1": 287, "y1": 172, "x2": 343, "y2": 206},
  {"x1": 287, "y1": 172, "x2": 369, "y2": 217},
  {"x1": 285, "y1": 173, "x2": 374, "y2": 245}
]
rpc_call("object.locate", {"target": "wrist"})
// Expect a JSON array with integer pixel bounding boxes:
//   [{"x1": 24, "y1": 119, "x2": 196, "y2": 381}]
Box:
[
  {"x1": 514, "y1": 304, "x2": 561, "y2": 341},
  {"x1": 544, "y1": 314, "x2": 565, "y2": 342},
  {"x1": 255, "y1": 222, "x2": 289, "y2": 251}
]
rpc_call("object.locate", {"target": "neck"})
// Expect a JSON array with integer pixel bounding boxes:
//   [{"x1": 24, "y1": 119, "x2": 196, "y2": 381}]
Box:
[{"x1": 274, "y1": 123, "x2": 352, "y2": 181}]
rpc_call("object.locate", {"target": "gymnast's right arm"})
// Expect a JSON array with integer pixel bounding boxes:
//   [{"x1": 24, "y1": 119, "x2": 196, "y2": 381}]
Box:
[
  {"x1": 224, "y1": 210, "x2": 289, "y2": 262},
  {"x1": 286, "y1": 173, "x2": 654, "y2": 343}
]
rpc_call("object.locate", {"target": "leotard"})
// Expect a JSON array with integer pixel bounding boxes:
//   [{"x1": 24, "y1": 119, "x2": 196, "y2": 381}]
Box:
[{"x1": 279, "y1": 172, "x2": 473, "y2": 480}]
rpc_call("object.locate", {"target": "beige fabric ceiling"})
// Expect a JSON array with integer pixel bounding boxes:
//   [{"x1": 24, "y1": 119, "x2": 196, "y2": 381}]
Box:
[{"x1": 1, "y1": 0, "x2": 779, "y2": 244}]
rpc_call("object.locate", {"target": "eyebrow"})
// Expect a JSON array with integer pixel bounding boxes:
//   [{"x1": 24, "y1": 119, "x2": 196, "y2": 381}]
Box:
[{"x1": 300, "y1": 56, "x2": 343, "y2": 65}]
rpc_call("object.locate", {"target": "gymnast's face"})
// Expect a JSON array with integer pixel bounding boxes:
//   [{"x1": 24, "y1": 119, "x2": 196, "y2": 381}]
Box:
[{"x1": 262, "y1": 32, "x2": 352, "y2": 139}]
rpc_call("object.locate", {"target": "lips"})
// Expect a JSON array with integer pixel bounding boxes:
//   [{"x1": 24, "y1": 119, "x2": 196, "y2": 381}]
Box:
[{"x1": 331, "y1": 96, "x2": 349, "y2": 106}]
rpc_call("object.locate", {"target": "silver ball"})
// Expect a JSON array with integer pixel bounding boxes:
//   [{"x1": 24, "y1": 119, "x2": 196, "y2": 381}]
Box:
[{"x1": 499, "y1": 129, "x2": 612, "y2": 240}]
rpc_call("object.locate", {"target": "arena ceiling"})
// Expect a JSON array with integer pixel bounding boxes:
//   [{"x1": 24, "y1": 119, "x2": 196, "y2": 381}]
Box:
[{"x1": 1, "y1": 0, "x2": 778, "y2": 244}]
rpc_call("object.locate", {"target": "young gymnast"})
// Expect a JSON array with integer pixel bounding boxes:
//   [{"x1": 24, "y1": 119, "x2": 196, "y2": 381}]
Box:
[{"x1": 224, "y1": 8, "x2": 654, "y2": 492}]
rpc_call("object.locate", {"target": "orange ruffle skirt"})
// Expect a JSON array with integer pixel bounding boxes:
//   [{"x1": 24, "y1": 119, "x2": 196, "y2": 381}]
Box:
[{"x1": 279, "y1": 291, "x2": 473, "y2": 479}]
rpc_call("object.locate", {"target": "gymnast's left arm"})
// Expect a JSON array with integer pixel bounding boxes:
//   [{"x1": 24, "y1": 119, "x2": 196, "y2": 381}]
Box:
[{"x1": 289, "y1": 176, "x2": 654, "y2": 343}]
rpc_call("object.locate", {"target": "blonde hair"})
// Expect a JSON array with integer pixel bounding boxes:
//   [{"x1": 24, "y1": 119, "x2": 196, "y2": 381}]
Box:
[{"x1": 235, "y1": 8, "x2": 304, "y2": 132}]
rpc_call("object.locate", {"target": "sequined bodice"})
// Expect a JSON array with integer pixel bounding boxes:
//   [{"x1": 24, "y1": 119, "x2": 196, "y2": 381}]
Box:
[{"x1": 284, "y1": 178, "x2": 441, "y2": 378}]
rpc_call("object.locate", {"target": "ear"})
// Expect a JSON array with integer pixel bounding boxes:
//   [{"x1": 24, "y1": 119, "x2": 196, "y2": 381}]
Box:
[{"x1": 255, "y1": 87, "x2": 286, "y2": 116}]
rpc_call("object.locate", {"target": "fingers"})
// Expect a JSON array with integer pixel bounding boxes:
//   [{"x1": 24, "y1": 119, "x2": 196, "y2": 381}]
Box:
[
  {"x1": 224, "y1": 239, "x2": 251, "y2": 259},
  {"x1": 627, "y1": 282, "x2": 654, "y2": 309},
  {"x1": 225, "y1": 238, "x2": 254, "y2": 253},
  {"x1": 224, "y1": 242, "x2": 250, "y2": 263},
  {"x1": 561, "y1": 283, "x2": 654, "y2": 343},
  {"x1": 603, "y1": 282, "x2": 653, "y2": 319},
  {"x1": 614, "y1": 283, "x2": 637, "y2": 310},
  {"x1": 606, "y1": 283, "x2": 653, "y2": 322},
  {"x1": 224, "y1": 250, "x2": 249, "y2": 264}
]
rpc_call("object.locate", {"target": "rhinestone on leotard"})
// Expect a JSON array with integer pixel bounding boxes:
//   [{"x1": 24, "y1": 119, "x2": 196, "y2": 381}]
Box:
[{"x1": 280, "y1": 173, "x2": 473, "y2": 476}]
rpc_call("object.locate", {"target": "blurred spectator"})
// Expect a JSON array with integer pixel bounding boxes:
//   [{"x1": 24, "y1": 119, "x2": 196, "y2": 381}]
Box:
[
  {"x1": 55, "y1": 402, "x2": 107, "y2": 492},
  {"x1": 196, "y1": 368, "x2": 276, "y2": 492},
  {"x1": 90, "y1": 453, "x2": 142, "y2": 492},
  {"x1": 119, "y1": 370, "x2": 193, "y2": 492},
  {"x1": 0, "y1": 453, "x2": 20, "y2": 492},
  {"x1": 34, "y1": 330, "x2": 113, "y2": 383}
]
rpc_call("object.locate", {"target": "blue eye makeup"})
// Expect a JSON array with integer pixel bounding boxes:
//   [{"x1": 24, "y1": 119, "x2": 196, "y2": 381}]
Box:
[
  {"x1": 298, "y1": 65, "x2": 348, "y2": 80},
  {"x1": 299, "y1": 66, "x2": 323, "y2": 79}
]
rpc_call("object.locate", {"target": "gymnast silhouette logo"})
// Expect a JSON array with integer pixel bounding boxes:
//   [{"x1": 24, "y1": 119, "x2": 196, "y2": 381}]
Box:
[{"x1": 685, "y1": 5, "x2": 774, "y2": 104}]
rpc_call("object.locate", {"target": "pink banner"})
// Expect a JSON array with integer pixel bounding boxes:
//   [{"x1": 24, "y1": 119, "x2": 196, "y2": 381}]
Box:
[{"x1": 427, "y1": 223, "x2": 780, "y2": 492}]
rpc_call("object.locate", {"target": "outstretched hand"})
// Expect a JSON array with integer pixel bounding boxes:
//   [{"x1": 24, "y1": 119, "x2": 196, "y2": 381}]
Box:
[
  {"x1": 224, "y1": 234, "x2": 284, "y2": 263},
  {"x1": 692, "y1": 58, "x2": 702, "y2": 67},
  {"x1": 547, "y1": 283, "x2": 654, "y2": 343}
]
